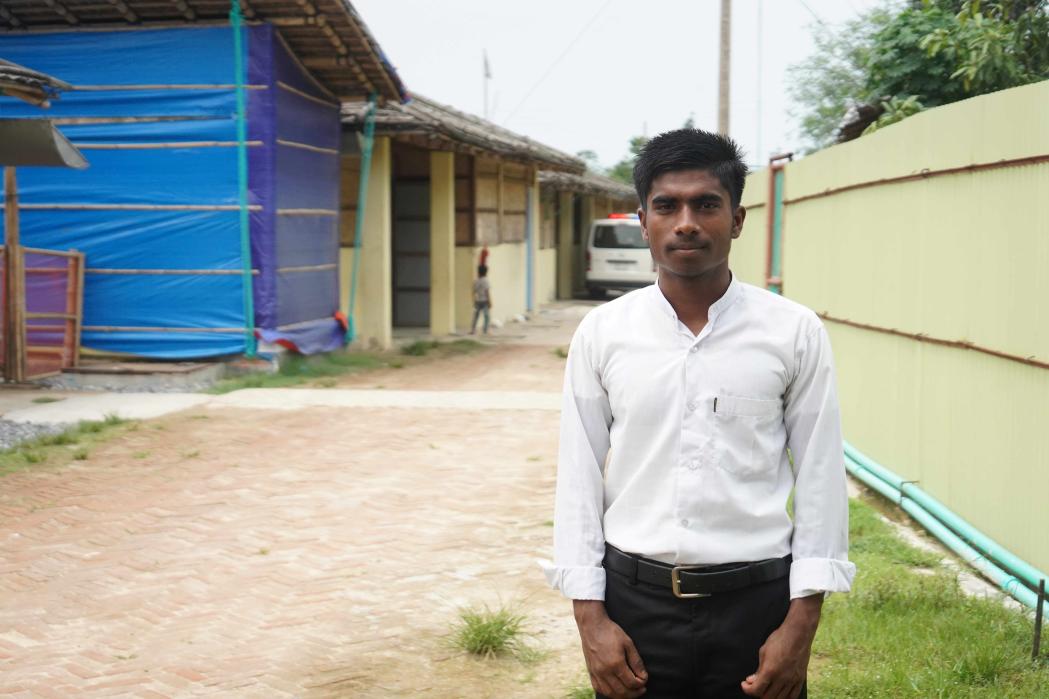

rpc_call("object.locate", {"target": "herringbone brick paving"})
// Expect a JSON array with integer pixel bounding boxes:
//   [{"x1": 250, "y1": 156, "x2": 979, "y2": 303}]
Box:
[{"x1": 0, "y1": 315, "x2": 590, "y2": 698}]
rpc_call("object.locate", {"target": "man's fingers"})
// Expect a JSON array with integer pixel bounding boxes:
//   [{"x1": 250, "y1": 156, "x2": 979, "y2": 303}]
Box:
[
  {"x1": 625, "y1": 640, "x2": 648, "y2": 682},
  {"x1": 740, "y1": 673, "x2": 770, "y2": 697},
  {"x1": 789, "y1": 681, "x2": 805, "y2": 699}
]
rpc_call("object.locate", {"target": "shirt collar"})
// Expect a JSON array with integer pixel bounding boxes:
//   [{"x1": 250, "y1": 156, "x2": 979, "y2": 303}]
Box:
[{"x1": 651, "y1": 272, "x2": 742, "y2": 322}]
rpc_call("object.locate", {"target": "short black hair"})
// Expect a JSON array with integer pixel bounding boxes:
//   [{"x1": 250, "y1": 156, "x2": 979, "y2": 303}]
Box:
[
  {"x1": 633, "y1": 129, "x2": 749, "y2": 209},
  {"x1": 477, "y1": 265, "x2": 488, "y2": 277}
]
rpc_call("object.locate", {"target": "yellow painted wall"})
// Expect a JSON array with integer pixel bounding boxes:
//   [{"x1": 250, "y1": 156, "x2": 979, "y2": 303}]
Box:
[
  {"x1": 734, "y1": 80, "x2": 1049, "y2": 576},
  {"x1": 339, "y1": 136, "x2": 392, "y2": 349},
  {"x1": 456, "y1": 243, "x2": 528, "y2": 332},
  {"x1": 536, "y1": 248, "x2": 558, "y2": 305}
]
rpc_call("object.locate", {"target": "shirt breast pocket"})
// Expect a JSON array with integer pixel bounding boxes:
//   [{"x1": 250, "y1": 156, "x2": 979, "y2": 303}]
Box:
[{"x1": 712, "y1": 394, "x2": 783, "y2": 480}]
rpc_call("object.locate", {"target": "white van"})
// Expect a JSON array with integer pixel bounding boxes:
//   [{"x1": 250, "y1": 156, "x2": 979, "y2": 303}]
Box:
[{"x1": 585, "y1": 213, "x2": 656, "y2": 298}]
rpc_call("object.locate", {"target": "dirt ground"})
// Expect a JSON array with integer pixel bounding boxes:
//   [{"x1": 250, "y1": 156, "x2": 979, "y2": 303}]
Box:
[{"x1": 0, "y1": 302, "x2": 597, "y2": 698}]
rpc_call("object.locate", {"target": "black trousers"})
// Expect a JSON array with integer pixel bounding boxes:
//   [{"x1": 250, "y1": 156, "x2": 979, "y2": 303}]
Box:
[{"x1": 597, "y1": 563, "x2": 806, "y2": 699}]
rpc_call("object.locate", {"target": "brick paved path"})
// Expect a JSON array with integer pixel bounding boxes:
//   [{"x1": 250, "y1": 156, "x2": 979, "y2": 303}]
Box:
[{"x1": 0, "y1": 305, "x2": 592, "y2": 698}]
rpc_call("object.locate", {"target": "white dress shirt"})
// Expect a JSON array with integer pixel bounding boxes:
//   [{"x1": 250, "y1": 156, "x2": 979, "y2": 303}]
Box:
[{"x1": 544, "y1": 276, "x2": 856, "y2": 601}]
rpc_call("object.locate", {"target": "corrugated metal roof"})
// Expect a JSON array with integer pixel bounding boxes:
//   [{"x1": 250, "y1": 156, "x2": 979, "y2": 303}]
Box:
[{"x1": 0, "y1": 0, "x2": 407, "y2": 103}]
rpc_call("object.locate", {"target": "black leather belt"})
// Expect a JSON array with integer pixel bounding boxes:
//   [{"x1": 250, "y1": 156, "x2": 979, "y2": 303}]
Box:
[{"x1": 603, "y1": 545, "x2": 791, "y2": 599}]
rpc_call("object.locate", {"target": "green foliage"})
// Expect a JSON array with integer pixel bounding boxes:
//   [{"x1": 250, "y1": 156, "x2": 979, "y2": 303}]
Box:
[
  {"x1": 862, "y1": 94, "x2": 927, "y2": 135},
  {"x1": 402, "y1": 340, "x2": 440, "y2": 356},
  {"x1": 921, "y1": 0, "x2": 1049, "y2": 92},
  {"x1": 451, "y1": 604, "x2": 531, "y2": 659},
  {"x1": 607, "y1": 135, "x2": 650, "y2": 185},
  {"x1": 865, "y1": 5, "x2": 969, "y2": 107},
  {"x1": 788, "y1": 7, "x2": 894, "y2": 151},
  {"x1": 789, "y1": 0, "x2": 1049, "y2": 147}
]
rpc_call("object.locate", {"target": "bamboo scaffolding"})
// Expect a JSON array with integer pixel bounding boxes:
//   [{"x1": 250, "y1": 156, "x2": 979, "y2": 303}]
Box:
[
  {"x1": 0, "y1": 203, "x2": 263, "y2": 211},
  {"x1": 276, "y1": 80, "x2": 340, "y2": 110},
  {"x1": 276, "y1": 139, "x2": 338, "y2": 155},
  {"x1": 276, "y1": 263, "x2": 337, "y2": 273},
  {"x1": 73, "y1": 141, "x2": 264, "y2": 149},
  {"x1": 85, "y1": 268, "x2": 260, "y2": 275},
  {"x1": 276, "y1": 208, "x2": 338, "y2": 216},
  {"x1": 82, "y1": 326, "x2": 250, "y2": 334}
]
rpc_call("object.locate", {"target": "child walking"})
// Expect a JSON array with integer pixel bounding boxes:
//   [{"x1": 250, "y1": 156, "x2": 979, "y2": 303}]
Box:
[{"x1": 470, "y1": 265, "x2": 492, "y2": 335}]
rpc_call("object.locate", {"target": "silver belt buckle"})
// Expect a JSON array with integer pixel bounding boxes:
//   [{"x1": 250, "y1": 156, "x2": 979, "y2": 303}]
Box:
[{"x1": 671, "y1": 565, "x2": 712, "y2": 599}]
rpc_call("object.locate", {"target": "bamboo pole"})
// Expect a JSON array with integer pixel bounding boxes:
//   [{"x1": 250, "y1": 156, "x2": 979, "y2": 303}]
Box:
[
  {"x1": 3, "y1": 167, "x2": 25, "y2": 383},
  {"x1": 73, "y1": 251, "x2": 83, "y2": 367},
  {"x1": 0, "y1": 204, "x2": 263, "y2": 212}
]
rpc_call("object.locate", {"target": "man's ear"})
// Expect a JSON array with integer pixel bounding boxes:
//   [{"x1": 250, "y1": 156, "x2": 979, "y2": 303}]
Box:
[
  {"x1": 638, "y1": 206, "x2": 648, "y2": 241},
  {"x1": 731, "y1": 205, "x2": 747, "y2": 239}
]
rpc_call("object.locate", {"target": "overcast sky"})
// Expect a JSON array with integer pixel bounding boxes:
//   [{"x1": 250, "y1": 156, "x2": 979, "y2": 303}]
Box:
[{"x1": 353, "y1": 0, "x2": 887, "y2": 169}]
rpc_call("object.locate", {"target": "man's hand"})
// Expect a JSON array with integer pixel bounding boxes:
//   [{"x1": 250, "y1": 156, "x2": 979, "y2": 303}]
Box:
[
  {"x1": 741, "y1": 594, "x2": 823, "y2": 699},
  {"x1": 573, "y1": 600, "x2": 648, "y2": 699}
]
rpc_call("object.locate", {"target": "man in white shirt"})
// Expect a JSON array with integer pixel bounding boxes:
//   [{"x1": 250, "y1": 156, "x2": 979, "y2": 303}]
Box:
[{"x1": 546, "y1": 129, "x2": 855, "y2": 699}]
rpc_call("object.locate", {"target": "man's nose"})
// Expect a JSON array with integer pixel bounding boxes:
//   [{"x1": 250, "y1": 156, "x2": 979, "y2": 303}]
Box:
[{"x1": 672, "y1": 209, "x2": 701, "y2": 235}]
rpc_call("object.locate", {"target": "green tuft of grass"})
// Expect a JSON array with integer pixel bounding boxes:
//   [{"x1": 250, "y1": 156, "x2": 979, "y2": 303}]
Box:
[
  {"x1": 0, "y1": 417, "x2": 134, "y2": 478},
  {"x1": 31, "y1": 396, "x2": 63, "y2": 404},
  {"x1": 132, "y1": 450, "x2": 150, "y2": 460},
  {"x1": 564, "y1": 679, "x2": 596, "y2": 699},
  {"x1": 182, "y1": 450, "x2": 200, "y2": 459},
  {"x1": 553, "y1": 347, "x2": 569, "y2": 359},
  {"x1": 809, "y1": 496, "x2": 1049, "y2": 697},
  {"x1": 402, "y1": 340, "x2": 439, "y2": 357},
  {"x1": 451, "y1": 604, "x2": 532, "y2": 659},
  {"x1": 207, "y1": 350, "x2": 386, "y2": 394}
]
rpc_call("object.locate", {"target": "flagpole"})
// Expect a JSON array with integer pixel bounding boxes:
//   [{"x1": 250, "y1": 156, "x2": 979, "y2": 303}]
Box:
[{"x1": 483, "y1": 50, "x2": 491, "y2": 119}]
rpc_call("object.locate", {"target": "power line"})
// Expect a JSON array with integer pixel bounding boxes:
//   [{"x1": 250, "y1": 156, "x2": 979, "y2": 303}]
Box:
[
  {"x1": 501, "y1": 0, "x2": 614, "y2": 123},
  {"x1": 795, "y1": 0, "x2": 828, "y2": 28}
]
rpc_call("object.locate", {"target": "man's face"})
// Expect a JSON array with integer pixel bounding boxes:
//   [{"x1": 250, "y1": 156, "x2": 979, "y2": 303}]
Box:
[{"x1": 638, "y1": 168, "x2": 745, "y2": 280}]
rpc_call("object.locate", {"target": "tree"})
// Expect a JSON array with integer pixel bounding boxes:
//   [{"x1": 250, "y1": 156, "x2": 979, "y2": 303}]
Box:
[
  {"x1": 575, "y1": 149, "x2": 604, "y2": 174},
  {"x1": 607, "y1": 135, "x2": 649, "y2": 185},
  {"x1": 787, "y1": 7, "x2": 893, "y2": 152},
  {"x1": 789, "y1": 0, "x2": 1049, "y2": 147}
]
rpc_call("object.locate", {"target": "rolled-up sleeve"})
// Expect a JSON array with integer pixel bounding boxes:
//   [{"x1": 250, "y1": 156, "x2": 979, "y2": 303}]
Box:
[
  {"x1": 542, "y1": 318, "x2": 612, "y2": 600},
  {"x1": 783, "y1": 321, "x2": 856, "y2": 599}
]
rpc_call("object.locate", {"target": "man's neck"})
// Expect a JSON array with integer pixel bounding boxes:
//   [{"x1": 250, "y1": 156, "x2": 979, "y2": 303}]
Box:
[{"x1": 658, "y1": 265, "x2": 732, "y2": 336}]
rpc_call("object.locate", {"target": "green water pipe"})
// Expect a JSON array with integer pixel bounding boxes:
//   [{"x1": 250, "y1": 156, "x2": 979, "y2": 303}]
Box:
[
  {"x1": 346, "y1": 92, "x2": 377, "y2": 343},
  {"x1": 845, "y1": 441, "x2": 1049, "y2": 594},
  {"x1": 230, "y1": 1, "x2": 256, "y2": 357},
  {"x1": 844, "y1": 448, "x2": 1049, "y2": 617}
]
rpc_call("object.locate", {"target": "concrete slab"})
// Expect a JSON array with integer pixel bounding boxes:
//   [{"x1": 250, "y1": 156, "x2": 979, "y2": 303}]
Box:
[
  {"x1": 209, "y1": 388, "x2": 561, "y2": 412},
  {"x1": 3, "y1": 392, "x2": 210, "y2": 425}
]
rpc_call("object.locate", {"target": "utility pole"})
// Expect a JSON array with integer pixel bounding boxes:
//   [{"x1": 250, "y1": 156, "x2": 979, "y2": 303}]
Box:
[
  {"x1": 718, "y1": 0, "x2": 731, "y2": 136},
  {"x1": 756, "y1": 0, "x2": 763, "y2": 162}
]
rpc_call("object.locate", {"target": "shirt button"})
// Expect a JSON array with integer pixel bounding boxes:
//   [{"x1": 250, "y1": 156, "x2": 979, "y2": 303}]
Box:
[
  {"x1": 680, "y1": 519, "x2": 689, "y2": 527},
  {"x1": 688, "y1": 459, "x2": 699, "y2": 470},
  {"x1": 686, "y1": 401, "x2": 697, "y2": 412},
  {"x1": 689, "y1": 345, "x2": 699, "y2": 354}
]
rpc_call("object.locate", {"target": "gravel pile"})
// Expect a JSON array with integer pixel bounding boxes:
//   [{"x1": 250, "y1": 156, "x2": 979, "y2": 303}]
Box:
[{"x1": 0, "y1": 419, "x2": 66, "y2": 451}]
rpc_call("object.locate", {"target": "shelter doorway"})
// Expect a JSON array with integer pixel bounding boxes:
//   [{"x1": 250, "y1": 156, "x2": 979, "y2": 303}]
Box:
[{"x1": 391, "y1": 145, "x2": 431, "y2": 328}]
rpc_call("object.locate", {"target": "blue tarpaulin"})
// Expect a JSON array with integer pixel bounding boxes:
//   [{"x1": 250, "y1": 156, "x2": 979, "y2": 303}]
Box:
[{"x1": 0, "y1": 25, "x2": 344, "y2": 358}]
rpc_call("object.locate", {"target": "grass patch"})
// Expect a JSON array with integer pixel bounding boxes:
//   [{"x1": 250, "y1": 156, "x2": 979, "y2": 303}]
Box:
[
  {"x1": 0, "y1": 415, "x2": 133, "y2": 478},
  {"x1": 402, "y1": 338, "x2": 482, "y2": 358},
  {"x1": 31, "y1": 396, "x2": 63, "y2": 404},
  {"x1": 563, "y1": 679, "x2": 595, "y2": 699},
  {"x1": 402, "y1": 340, "x2": 439, "y2": 357},
  {"x1": 810, "y1": 496, "x2": 1049, "y2": 697},
  {"x1": 207, "y1": 350, "x2": 387, "y2": 394},
  {"x1": 553, "y1": 347, "x2": 569, "y2": 359},
  {"x1": 450, "y1": 603, "x2": 534, "y2": 660}
]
